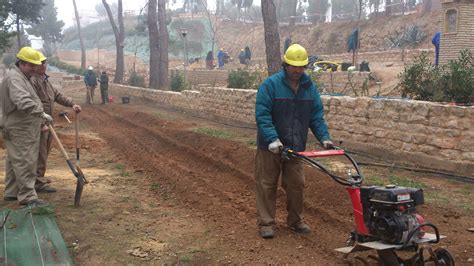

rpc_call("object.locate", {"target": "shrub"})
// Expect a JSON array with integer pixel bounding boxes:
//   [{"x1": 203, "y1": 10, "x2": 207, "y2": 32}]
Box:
[
  {"x1": 2, "y1": 53, "x2": 16, "y2": 68},
  {"x1": 399, "y1": 50, "x2": 474, "y2": 104},
  {"x1": 128, "y1": 71, "x2": 145, "y2": 87},
  {"x1": 227, "y1": 69, "x2": 261, "y2": 90},
  {"x1": 385, "y1": 25, "x2": 426, "y2": 49},
  {"x1": 170, "y1": 71, "x2": 187, "y2": 92},
  {"x1": 48, "y1": 57, "x2": 87, "y2": 76},
  {"x1": 442, "y1": 50, "x2": 474, "y2": 104}
]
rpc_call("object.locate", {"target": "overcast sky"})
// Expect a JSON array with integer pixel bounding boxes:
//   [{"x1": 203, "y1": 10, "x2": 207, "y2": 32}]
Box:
[{"x1": 55, "y1": 0, "x2": 148, "y2": 28}]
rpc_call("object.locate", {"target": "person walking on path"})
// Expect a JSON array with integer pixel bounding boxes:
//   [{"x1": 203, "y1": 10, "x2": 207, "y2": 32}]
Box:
[
  {"x1": 205, "y1": 51, "x2": 214, "y2": 69},
  {"x1": 244, "y1": 46, "x2": 252, "y2": 65},
  {"x1": 98, "y1": 71, "x2": 109, "y2": 104},
  {"x1": 1, "y1": 47, "x2": 52, "y2": 206},
  {"x1": 84, "y1": 66, "x2": 97, "y2": 104},
  {"x1": 239, "y1": 49, "x2": 246, "y2": 65},
  {"x1": 254, "y1": 44, "x2": 333, "y2": 239},
  {"x1": 31, "y1": 52, "x2": 82, "y2": 193}
]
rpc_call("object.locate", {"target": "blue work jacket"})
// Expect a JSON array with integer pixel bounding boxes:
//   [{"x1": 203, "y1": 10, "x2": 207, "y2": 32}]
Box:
[
  {"x1": 84, "y1": 71, "x2": 97, "y2": 87},
  {"x1": 255, "y1": 69, "x2": 331, "y2": 152}
]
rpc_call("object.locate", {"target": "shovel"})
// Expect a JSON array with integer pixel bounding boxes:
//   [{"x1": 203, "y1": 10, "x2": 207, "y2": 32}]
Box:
[
  {"x1": 48, "y1": 125, "x2": 87, "y2": 207},
  {"x1": 75, "y1": 112, "x2": 80, "y2": 165}
]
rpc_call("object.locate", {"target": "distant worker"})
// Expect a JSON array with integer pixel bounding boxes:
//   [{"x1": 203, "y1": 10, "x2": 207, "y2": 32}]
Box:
[
  {"x1": 254, "y1": 44, "x2": 333, "y2": 239},
  {"x1": 98, "y1": 71, "x2": 109, "y2": 105},
  {"x1": 32, "y1": 51, "x2": 82, "y2": 193},
  {"x1": 206, "y1": 51, "x2": 214, "y2": 70},
  {"x1": 244, "y1": 46, "x2": 252, "y2": 65},
  {"x1": 239, "y1": 49, "x2": 246, "y2": 65},
  {"x1": 283, "y1": 37, "x2": 292, "y2": 54},
  {"x1": 84, "y1": 66, "x2": 97, "y2": 104},
  {"x1": 217, "y1": 48, "x2": 225, "y2": 69},
  {"x1": 432, "y1": 31, "x2": 441, "y2": 66},
  {"x1": 1, "y1": 47, "x2": 52, "y2": 206}
]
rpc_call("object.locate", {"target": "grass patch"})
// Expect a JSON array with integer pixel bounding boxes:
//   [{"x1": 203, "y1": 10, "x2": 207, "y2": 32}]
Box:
[
  {"x1": 150, "y1": 182, "x2": 161, "y2": 191},
  {"x1": 192, "y1": 127, "x2": 235, "y2": 140},
  {"x1": 179, "y1": 255, "x2": 192, "y2": 263},
  {"x1": 115, "y1": 163, "x2": 130, "y2": 177}
]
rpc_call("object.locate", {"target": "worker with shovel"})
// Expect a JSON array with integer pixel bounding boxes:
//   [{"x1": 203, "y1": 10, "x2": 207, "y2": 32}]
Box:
[
  {"x1": 31, "y1": 52, "x2": 82, "y2": 193},
  {"x1": 1, "y1": 47, "x2": 52, "y2": 206},
  {"x1": 255, "y1": 44, "x2": 333, "y2": 239}
]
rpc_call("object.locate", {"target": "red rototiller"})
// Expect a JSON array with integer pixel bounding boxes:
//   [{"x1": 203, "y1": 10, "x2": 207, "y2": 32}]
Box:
[{"x1": 282, "y1": 147, "x2": 455, "y2": 265}]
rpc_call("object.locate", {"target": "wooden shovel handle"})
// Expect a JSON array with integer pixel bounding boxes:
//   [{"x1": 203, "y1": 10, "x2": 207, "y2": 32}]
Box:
[
  {"x1": 75, "y1": 112, "x2": 80, "y2": 162},
  {"x1": 48, "y1": 124, "x2": 70, "y2": 160}
]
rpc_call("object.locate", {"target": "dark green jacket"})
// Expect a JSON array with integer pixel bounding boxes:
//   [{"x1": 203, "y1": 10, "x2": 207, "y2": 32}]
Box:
[{"x1": 255, "y1": 69, "x2": 331, "y2": 151}]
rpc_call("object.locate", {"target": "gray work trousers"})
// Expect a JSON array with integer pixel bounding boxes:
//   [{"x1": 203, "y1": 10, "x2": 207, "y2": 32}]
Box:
[
  {"x1": 3, "y1": 120, "x2": 41, "y2": 204},
  {"x1": 35, "y1": 129, "x2": 52, "y2": 189},
  {"x1": 255, "y1": 148, "x2": 305, "y2": 228},
  {"x1": 86, "y1": 86, "x2": 95, "y2": 104}
]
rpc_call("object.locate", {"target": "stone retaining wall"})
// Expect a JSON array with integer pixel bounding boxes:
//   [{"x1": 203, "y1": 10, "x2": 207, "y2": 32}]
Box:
[
  {"x1": 63, "y1": 81, "x2": 473, "y2": 176},
  {"x1": 170, "y1": 69, "x2": 371, "y2": 95}
]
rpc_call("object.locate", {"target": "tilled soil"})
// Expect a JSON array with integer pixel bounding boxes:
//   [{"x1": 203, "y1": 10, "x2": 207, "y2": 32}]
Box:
[
  {"x1": 1, "y1": 86, "x2": 473, "y2": 265},
  {"x1": 78, "y1": 100, "x2": 473, "y2": 264}
]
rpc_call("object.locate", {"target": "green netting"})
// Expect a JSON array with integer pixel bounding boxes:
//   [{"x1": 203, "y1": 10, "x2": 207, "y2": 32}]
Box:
[{"x1": 0, "y1": 207, "x2": 73, "y2": 265}]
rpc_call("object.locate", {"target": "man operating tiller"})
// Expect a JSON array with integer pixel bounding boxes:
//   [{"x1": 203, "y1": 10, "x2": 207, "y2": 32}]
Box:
[
  {"x1": 255, "y1": 44, "x2": 333, "y2": 239},
  {"x1": 31, "y1": 51, "x2": 82, "y2": 193}
]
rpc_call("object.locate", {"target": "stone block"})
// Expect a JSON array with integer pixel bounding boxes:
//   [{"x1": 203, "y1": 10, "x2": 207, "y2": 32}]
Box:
[
  {"x1": 407, "y1": 114, "x2": 428, "y2": 125},
  {"x1": 440, "y1": 149, "x2": 461, "y2": 161},
  {"x1": 449, "y1": 106, "x2": 466, "y2": 117},
  {"x1": 461, "y1": 152, "x2": 474, "y2": 161},
  {"x1": 411, "y1": 134, "x2": 427, "y2": 145},
  {"x1": 412, "y1": 101, "x2": 430, "y2": 116},
  {"x1": 429, "y1": 137, "x2": 456, "y2": 149}
]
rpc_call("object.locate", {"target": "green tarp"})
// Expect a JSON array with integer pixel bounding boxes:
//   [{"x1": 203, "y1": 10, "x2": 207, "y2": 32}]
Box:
[{"x1": 0, "y1": 207, "x2": 73, "y2": 265}]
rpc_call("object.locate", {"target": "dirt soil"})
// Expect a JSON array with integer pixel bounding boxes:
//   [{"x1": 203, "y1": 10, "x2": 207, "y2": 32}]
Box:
[{"x1": 0, "y1": 84, "x2": 473, "y2": 265}]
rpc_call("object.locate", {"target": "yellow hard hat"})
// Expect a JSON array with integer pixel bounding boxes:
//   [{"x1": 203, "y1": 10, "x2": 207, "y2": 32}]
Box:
[
  {"x1": 16, "y1": 47, "x2": 42, "y2": 65},
  {"x1": 37, "y1": 51, "x2": 47, "y2": 62},
  {"x1": 284, "y1": 44, "x2": 308, "y2": 67}
]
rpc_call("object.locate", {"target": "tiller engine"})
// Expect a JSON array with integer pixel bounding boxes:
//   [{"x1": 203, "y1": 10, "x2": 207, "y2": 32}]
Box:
[{"x1": 282, "y1": 147, "x2": 455, "y2": 266}]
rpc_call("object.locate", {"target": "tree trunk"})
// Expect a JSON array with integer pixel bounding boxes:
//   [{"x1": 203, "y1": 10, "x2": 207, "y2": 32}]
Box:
[
  {"x1": 72, "y1": 0, "x2": 86, "y2": 68},
  {"x1": 16, "y1": 15, "x2": 21, "y2": 48},
  {"x1": 148, "y1": 0, "x2": 160, "y2": 89},
  {"x1": 261, "y1": 0, "x2": 281, "y2": 76},
  {"x1": 288, "y1": 0, "x2": 298, "y2": 29},
  {"x1": 422, "y1": 0, "x2": 432, "y2": 14},
  {"x1": 158, "y1": 0, "x2": 169, "y2": 89},
  {"x1": 103, "y1": 0, "x2": 124, "y2": 84},
  {"x1": 385, "y1": 0, "x2": 392, "y2": 16}
]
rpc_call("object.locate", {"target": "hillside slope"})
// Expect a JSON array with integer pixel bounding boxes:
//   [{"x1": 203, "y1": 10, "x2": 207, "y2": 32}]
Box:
[{"x1": 60, "y1": 11, "x2": 441, "y2": 61}]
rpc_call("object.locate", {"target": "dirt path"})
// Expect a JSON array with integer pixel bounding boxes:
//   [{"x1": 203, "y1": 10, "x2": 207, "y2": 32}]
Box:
[{"x1": 1, "y1": 85, "x2": 473, "y2": 265}]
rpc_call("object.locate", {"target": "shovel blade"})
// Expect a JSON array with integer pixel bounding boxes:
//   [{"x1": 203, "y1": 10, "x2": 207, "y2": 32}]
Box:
[{"x1": 74, "y1": 180, "x2": 84, "y2": 207}]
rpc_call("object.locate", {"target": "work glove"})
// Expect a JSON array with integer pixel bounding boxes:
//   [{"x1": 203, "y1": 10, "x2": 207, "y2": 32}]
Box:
[
  {"x1": 322, "y1": 140, "x2": 334, "y2": 149},
  {"x1": 72, "y1": 104, "x2": 82, "y2": 113},
  {"x1": 41, "y1": 112, "x2": 53, "y2": 125},
  {"x1": 268, "y1": 139, "x2": 283, "y2": 154}
]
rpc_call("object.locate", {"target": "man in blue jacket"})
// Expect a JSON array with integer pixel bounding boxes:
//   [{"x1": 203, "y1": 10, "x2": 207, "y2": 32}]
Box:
[
  {"x1": 84, "y1": 66, "x2": 97, "y2": 104},
  {"x1": 255, "y1": 44, "x2": 333, "y2": 239}
]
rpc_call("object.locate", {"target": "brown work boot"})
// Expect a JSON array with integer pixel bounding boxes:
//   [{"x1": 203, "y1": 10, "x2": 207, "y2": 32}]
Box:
[
  {"x1": 3, "y1": 196, "x2": 17, "y2": 201},
  {"x1": 20, "y1": 199, "x2": 49, "y2": 207},
  {"x1": 36, "y1": 186, "x2": 57, "y2": 193},
  {"x1": 259, "y1": 226, "x2": 274, "y2": 239},
  {"x1": 290, "y1": 222, "x2": 311, "y2": 235}
]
